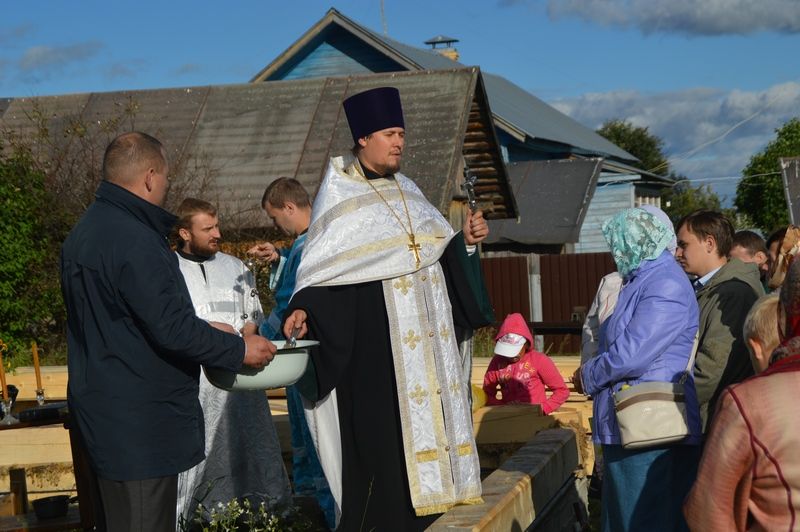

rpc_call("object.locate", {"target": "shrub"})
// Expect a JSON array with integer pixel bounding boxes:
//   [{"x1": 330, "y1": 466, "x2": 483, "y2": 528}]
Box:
[{"x1": 0, "y1": 148, "x2": 68, "y2": 367}]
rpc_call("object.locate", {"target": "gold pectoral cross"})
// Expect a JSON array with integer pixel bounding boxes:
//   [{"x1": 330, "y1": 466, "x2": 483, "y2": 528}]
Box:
[{"x1": 407, "y1": 234, "x2": 421, "y2": 268}]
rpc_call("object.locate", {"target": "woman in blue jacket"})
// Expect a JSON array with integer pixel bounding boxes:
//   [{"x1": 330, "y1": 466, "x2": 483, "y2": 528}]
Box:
[{"x1": 575, "y1": 207, "x2": 702, "y2": 532}]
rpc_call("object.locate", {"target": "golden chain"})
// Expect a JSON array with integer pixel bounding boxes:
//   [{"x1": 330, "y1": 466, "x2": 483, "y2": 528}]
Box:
[
  {"x1": 365, "y1": 179, "x2": 415, "y2": 239},
  {"x1": 355, "y1": 163, "x2": 415, "y2": 240},
  {"x1": 355, "y1": 161, "x2": 421, "y2": 268}
]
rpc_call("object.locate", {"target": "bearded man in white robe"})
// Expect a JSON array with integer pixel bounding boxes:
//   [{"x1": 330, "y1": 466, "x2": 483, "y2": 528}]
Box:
[{"x1": 173, "y1": 198, "x2": 290, "y2": 524}]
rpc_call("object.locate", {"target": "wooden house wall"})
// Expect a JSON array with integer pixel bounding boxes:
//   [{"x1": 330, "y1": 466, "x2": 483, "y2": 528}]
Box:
[
  {"x1": 269, "y1": 27, "x2": 403, "y2": 81},
  {"x1": 573, "y1": 182, "x2": 634, "y2": 253}
]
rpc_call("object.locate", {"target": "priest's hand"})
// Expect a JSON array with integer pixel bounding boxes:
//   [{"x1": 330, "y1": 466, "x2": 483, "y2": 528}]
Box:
[
  {"x1": 463, "y1": 209, "x2": 489, "y2": 245},
  {"x1": 247, "y1": 241, "x2": 279, "y2": 263},
  {"x1": 242, "y1": 335, "x2": 277, "y2": 368},
  {"x1": 283, "y1": 309, "x2": 308, "y2": 340}
]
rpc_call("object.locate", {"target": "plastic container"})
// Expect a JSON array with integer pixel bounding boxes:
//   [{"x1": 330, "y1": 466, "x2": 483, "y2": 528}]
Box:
[{"x1": 204, "y1": 340, "x2": 317, "y2": 391}]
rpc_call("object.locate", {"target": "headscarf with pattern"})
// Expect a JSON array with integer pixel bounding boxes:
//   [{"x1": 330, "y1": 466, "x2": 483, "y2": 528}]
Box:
[
  {"x1": 602, "y1": 208, "x2": 675, "y2": 278},
  {"x1": 772, "y1": 256, "x2": 800, "y2": 363},
  {"x1": 640, "y1": 204, "x2": 677, "y2": 255}
]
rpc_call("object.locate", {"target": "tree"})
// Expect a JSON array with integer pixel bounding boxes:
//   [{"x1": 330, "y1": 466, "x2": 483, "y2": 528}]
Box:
[
  {"x1": 597, "y1": 119, "x2": 731, "y2": 225},
  {"x1": 0, "y1": 148, "x2": 66, "y2": 367},
  {"x1": 661, "y1": 180, "x2": 723, "y2": 223},
  {"x1": 735, "y1": 118, "x2": 800, "y2": 233},
  {"x1": 597, "y1": 119, "x2": 670, "y2": 175}
]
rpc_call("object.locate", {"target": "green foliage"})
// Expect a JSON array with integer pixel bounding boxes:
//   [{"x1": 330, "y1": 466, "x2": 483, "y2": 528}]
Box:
[
  {"x1": 178, "y1": 498, "x2": 318, "y2": 532},
  {"x1": 735, "y1": 118, "x2": 800, "y2": 233},
  {"x1": 0, "y1": 96, "x2": 219, "y2": 368},
  {"x1": 472, "y1": 325, "x2": 498, "y2": 357},
  {"x1": 661, "y1": 180, "x2": 722, "y2": 224},
  {"x1": 0, "y1": 149, "x2": 68, "y2": 367},
  {"x1": 597, "y1": 119, "x2": 670, "y2": 175}
]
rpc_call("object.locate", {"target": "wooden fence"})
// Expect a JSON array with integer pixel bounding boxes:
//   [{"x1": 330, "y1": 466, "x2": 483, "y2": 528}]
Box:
[{"x1": 481, "y1": 252, "x2": 616, "y2": 354}]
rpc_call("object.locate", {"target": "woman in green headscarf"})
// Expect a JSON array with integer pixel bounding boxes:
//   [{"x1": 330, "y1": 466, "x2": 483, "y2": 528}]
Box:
[{"x1": 574, "y1": 207, "x2": 702, "y2": 532}]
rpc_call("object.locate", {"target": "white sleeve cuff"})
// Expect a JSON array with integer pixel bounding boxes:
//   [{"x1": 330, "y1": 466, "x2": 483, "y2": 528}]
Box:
[{"x1": 465, "y1": 244, "x2": 477, "y2": 256}]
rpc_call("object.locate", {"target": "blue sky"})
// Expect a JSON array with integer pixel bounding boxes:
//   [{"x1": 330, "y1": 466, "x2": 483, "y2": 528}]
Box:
[{"x1": 3, "y1": 1, "x2": 800, "y2": 202}]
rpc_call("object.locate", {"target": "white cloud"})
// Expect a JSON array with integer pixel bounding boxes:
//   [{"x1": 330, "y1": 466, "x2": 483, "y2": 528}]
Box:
[
  {"x1": 19, "y1": 42, "x2": 102, "y2": 72},
  {"x1": 550, "y1": 81, "x2": 800, "y2": 200},
  {"x1": 501, "y1": 0, "x2": 800, "y2": 35}
]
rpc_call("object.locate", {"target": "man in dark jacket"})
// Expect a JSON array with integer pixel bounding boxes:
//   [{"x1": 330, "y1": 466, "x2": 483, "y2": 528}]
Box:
[
  {"x1": 676, "y1": 210, "x2": 764, "y2": 431},
  {"x1": 60, "y1": 132, "x2": 277, "y2": 531}
]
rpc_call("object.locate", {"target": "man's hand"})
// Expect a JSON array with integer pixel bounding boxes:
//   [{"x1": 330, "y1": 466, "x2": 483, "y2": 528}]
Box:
[
  {"x1": 247, "y1": 242, "x2": 279, "y2": 263},
  {"x1": 283, "y1": 309, "x2": 308, "y2": 340},
  {"x1": 463, "y1": 209, "x2": 489, "y2": 246},
  {"x1": 242, "y1": 335, "x2": 277, "y2": 368}
]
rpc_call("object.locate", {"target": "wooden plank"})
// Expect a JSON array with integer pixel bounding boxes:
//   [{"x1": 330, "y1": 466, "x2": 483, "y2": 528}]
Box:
[
  {"x1": 473, "y1": 405, "x2": 550, "y2": 445},
  {"x1": 429, "y1": 428, "x2": 581, "y2": 532},
  {"x1": 0, "y1": 505, "x2": 81, "y2": 532},
  {"x1": 0, "y1": 427, "x2": 73, "y2": 467},
  {"x1": 4, "y1": 368, "x2": 67, "y2": 401}
]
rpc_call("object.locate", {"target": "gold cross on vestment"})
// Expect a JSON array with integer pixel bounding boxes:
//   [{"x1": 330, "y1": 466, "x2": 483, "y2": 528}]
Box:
[
  {"x1": 407, "y1": 234, "x2": 421, "y2": 268},
  {"x1": 403, "y1": 329, "x2": 422, "y2": 350},
  {"x1": 410, "y1": 384, "x2": 429, "y2": 406},
  {"x1": 393, "y1": 276, "x2": 413, "y2": 295}
]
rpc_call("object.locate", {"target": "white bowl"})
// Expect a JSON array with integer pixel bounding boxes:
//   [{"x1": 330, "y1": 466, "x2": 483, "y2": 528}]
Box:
[{"x1": 204, "y1": 340, "x2": 317, "y2": 391}]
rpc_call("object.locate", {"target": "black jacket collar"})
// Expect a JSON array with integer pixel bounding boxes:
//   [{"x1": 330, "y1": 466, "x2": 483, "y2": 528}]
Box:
[{"x1": 95, "y1": 180, "x2": 177, "y2": 237}]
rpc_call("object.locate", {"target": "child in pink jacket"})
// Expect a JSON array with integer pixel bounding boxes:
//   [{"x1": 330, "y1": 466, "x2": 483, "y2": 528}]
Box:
[{"x1": 482, "y1": 313, "x2": 569, "y2": 414}]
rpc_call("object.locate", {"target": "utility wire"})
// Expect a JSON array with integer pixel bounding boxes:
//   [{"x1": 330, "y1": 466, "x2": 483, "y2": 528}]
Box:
[{"x1": 645, "y1": 86, "x2": 791, "y2": 175}]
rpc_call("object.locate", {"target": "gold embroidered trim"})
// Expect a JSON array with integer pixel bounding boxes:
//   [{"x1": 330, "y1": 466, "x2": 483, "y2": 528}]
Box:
[
  {"x1": 415, "y1": 449, "x2": 438, "y2": 462},
  {"x1": 456, "y1": 443, "x2": 473, "y2": 456}
]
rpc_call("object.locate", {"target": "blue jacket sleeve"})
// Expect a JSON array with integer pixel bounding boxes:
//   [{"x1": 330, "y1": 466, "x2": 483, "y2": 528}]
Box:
[{"x1": 581, "y1": 278, "x2": 693, "y2": 396}]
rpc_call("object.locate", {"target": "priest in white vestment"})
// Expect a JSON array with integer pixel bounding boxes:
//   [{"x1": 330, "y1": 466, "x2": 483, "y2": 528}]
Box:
[
  {"x1": 172, "y1": 198, "x2": 290, "y2": 525},
  {"x1": 283, "y1": 87, "x2": 494, "y2": 531}
]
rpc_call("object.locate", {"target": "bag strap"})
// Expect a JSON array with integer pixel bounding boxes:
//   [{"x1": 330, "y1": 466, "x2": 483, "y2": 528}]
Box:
[
  {"x1": 613, "y1": 330, "x2": 700, "y2": 394},
  {"x1": 678, "y1": 331, "x2": 700, "y2": 385}
]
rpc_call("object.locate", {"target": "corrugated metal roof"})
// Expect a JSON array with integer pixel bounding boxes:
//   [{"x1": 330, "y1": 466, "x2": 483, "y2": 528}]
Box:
[
  {"x1": 485, "y1": 158, "x2": 602, "y2": 246},
  {"x1": 254, "y1": 9, "x2": 636, "y2": 163},
  {"x1": 0, "y1": 69, "x2": 514, "y2": 229},
  {"x1": 600, "y1": 158, "x2": 675, "y2": 184},
  {"x1": 480, "y1": 74, "x2": 635, "y2": 160}
]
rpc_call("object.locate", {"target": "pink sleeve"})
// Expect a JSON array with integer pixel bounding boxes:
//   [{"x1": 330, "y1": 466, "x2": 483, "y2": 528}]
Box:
[
  {"x1": 683, "y1": 389, "x2": 752, "y2": 531},
  {"x1": 483, "y1": 357, "x2": 501, "y2": 405},
  {"x1": 535, "y1": 353, "x2": 570, "y2": 414}
]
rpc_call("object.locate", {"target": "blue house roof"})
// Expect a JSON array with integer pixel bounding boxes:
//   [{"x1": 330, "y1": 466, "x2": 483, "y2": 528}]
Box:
[{"x1": 252, "y1": 8, "x2": 637, "y2": 163}]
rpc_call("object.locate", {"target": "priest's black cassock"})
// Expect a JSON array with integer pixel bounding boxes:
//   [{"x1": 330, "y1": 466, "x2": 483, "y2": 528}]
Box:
[
  {"x1": 286, "y1": 158, "x2": 493, "y2": 531},
  {"x1": 288, "y1": 232, "x2": 492, "y2": 531}
]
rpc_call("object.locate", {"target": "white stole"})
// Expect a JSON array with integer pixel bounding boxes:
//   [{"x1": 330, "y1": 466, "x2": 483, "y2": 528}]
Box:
[{"x1": 298, "y1": 154, "x2": 482, "y2": 519}]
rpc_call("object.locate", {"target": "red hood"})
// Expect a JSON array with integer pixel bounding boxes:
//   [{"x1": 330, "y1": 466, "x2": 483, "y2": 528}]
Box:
[{"x1": 495, "y1": 313, "x2": 533, "y2": 345}]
